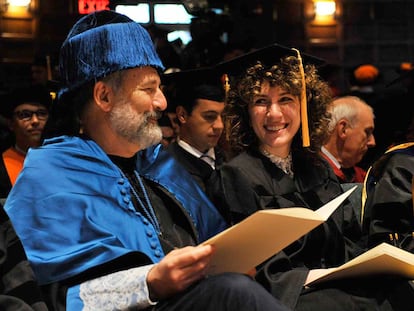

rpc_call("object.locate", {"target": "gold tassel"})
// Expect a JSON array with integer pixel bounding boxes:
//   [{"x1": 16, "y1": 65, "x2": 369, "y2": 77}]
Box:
[
  {"x1": 292, "y1": 48, "x2": 310, "y2": 147},
  {"x1": 222, "y1": 73, "x2": 230, "y2": 102}
]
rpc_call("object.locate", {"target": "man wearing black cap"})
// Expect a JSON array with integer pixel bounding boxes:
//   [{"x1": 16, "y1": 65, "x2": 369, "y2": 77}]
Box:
[
  {"x1": 4, "y1": 10, "x2": 289, "y2": 311},
  {"x1": 0, "y1": 85, "x2": 52, "y2": 197},
  {"x1": 162, "y1": 68, "x2": 228, "y2": 218}
]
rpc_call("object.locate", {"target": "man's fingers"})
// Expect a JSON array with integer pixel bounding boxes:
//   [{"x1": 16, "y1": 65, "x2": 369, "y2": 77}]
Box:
[{"x1": 166, "y1": 245, "x2": 214, "y2": 269}]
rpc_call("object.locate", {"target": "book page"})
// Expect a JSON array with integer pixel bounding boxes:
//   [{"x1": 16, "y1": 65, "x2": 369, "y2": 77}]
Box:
[
  {"x1": 315, "y1": 186, "x2": 357, "y2": 219},
  {"x1": 204, "y1": 187, "x2": 356, "y2": 275},
  {"x1": 305, "y1": 243, "x2": 414, "y2": 286}
]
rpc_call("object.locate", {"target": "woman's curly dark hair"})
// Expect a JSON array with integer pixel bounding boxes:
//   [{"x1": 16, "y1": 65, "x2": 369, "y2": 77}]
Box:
[{"x1": 224, "y1": 55, "x2": 332, "y2": 156}]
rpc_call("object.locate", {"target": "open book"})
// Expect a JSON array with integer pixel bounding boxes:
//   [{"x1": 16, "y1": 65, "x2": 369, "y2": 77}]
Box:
[
  {"x1": 305, "y1": 242, "x2": 414, "y2": 286},
  {"x1": 203, "y1": 186, "x2": 357, "y2": 275}
]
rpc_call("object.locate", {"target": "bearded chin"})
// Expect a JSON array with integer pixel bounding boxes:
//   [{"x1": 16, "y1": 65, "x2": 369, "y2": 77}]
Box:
[
  {"x1": 137, "y1": 123, "x2": 163, "y2": 149},
  {"x1": 110, "y1": 103, "x2": 163, "y2": 150}
]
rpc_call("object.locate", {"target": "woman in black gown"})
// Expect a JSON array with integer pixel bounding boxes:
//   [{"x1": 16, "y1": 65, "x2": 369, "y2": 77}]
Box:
[{"x1": 215, "y1": 46, "x2": 414, "y2": 311}]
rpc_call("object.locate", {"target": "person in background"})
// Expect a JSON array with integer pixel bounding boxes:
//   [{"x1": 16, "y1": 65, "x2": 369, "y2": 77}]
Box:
[
  {"x1": 361, "y1": 141, "x2": 414, "y2": 252},
  {"x1": 321, "y1": 95, "x2": 376, "y2": 183},
  {"x1": 0, "y1": 85, "x2": 52, "y2": 197},
  {"x1": 214, "y1": 44, "x2": 413, "y2": 311},
  {"x1": 361, "y1": 89, "x2": 414, "y2": 252},
  {"x1": 4, "y1": 10, "x2": 289, "y2": 311},
  {"x1": 162, "y1": 68, "x2": 227, "y2": 217}
]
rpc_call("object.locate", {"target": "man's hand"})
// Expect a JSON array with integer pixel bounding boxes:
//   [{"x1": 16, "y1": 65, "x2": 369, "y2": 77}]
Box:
[{"x1": 147, "y1": 245, "x2": 214, "y2": 300}]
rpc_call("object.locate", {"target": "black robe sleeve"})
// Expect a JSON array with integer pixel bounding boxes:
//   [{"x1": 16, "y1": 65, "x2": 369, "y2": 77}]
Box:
[
  {"x1": 363, "y1": 152, "x2": 414, "y2": 251},
  {"x1": 0, "y1": 205, "x2": 48, "y2": 311}
]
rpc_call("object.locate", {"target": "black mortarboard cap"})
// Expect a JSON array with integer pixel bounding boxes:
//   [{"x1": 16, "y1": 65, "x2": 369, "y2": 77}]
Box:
[
  {"x1": 162, "y1": 67, "x2": 226, "y2": 112},
  {"x1": 0, "y1": 85, "x2": 53, "y2": 119},
  {"x1": 215, "y1": 43, "x2": 325, "y2": 77}
]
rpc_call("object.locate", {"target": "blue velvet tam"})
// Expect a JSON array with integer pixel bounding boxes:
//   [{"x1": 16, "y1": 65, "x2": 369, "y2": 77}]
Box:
[{"x1": 59, "y1": 10, "x2": 164, "y2": 97}]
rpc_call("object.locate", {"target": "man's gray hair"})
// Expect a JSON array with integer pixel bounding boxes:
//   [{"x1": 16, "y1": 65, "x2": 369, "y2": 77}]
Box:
[{"x1": 327, "y1": 96, "x2": 374, "y2": 133}]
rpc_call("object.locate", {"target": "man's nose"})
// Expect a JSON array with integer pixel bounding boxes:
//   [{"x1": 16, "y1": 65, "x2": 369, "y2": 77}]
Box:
[
  {"x1": 367, "y1": 134, "x2": 376, "y2": 147},
  {"x1": 214, "y1": 115, "x2": 224, "y2": 130},
  {"x1": 30, "y1": 114, "x2": 40, "y2": 122},
  {"x1": 154, "y1": 88, "x2": 167, "y2": 112}
]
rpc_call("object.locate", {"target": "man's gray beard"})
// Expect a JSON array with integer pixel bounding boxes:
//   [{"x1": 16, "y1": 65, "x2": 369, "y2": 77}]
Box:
[{"x1": 109, "y1": 101, "x2": 162, "y2": 150}]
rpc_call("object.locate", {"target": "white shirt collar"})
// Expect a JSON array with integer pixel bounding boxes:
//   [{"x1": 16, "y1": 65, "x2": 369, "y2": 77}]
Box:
[
  {"x1": 321, "y1": 146, "x2": 341, "y2": 169},
  {"x1": 177, "y1": 138, "x2": 216, "y2": 169}
]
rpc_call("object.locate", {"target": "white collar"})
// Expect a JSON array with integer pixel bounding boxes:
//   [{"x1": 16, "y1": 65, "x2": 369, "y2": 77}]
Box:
[
  {"x1": 177, "y1": 138, "x2": 216, "y2": 169},
  {"x1": 321, "y1": 146, "x2": 341, "y2": 169}
]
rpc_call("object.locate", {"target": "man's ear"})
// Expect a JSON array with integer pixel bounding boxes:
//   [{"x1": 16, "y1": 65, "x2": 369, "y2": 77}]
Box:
[
  {"x1": 93, "y1": 81, "x2": 113, "y2": 112},
  {"x1": 337, "y1": 119, "x2": 348, "y2": 139},
  {"x1": 176, "y1": 106, "x2": 188, "y2": 123}
]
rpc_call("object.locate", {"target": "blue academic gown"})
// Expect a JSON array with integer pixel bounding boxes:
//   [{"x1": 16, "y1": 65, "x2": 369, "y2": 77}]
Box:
[{"x1": 5, "y1": 135, "x2": 226, "y2": 310}]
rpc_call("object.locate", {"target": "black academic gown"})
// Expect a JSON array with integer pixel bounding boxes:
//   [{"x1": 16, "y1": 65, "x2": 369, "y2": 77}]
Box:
[
  {"x1": 362, "y1": 143, "x2": 414, "y2": 252},
  {"x1": 0, "y1": 157, "x2": 12, "y2": 198},
  {"x1": 0, "y1": 206, "x2": 48, "y2": 311},
  {"x1": 217, "y1": 147, "x2": 413, "y2": 311}
]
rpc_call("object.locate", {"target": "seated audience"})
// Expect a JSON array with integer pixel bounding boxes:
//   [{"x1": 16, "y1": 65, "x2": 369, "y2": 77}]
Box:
[{"x1": 4, "y1": 11, "x2": 289, "y2": 311}]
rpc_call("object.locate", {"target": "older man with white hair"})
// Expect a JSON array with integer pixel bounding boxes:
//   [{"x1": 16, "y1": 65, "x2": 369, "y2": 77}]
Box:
[{"x1": 321, "y1": 95, "x2": 376, "y2": 183}]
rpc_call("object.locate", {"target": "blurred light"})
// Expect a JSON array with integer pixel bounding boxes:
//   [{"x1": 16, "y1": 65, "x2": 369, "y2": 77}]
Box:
[
  {"x1": 314, "y1": 0, "x2": 336, "y2": 17},
  {"x1": 154, "y1": 4, "x2": 193, "y2": 24},
  {"x1": 168, "y1": 30, "x2": 192, "y2": 45},
  {"x1": 115, "y1": 4, "x2": 150, "y2": 23},
  {"x1": 8, "y1": 0, "x2": 30, "y2": 6}
]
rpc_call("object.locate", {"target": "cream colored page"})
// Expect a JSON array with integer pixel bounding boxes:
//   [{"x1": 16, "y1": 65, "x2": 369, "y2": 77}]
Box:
[
  {"x1": 204, "y1": 209, "x2": 323, "y2": 275},
  {"x1": 305, "y1": 243, "x2": 414, "y2": 286},
  {"x1": 204, "y1": 187, "x2": 356, "y2": 275},
  {"x1": 315, "y1": 186, "x2": 357, "y2": 219}
]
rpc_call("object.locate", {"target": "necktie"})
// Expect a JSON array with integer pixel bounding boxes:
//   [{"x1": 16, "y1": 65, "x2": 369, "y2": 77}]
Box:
[{"x1": 199, "y1": 154, "x2": 215, "y2": 169}]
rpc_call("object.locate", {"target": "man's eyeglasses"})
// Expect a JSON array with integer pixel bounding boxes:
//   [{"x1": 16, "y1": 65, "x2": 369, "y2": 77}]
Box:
[{"x1": 14, "y1": 109, "x2": 49, "y2": 121}]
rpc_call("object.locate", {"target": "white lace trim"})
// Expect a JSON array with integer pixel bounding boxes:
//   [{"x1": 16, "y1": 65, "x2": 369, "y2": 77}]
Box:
[
  {"x1": 80, "y1": 264, "x2": 157, "y2": 311},
  {"x1": 260, "y1": 148, "x2": 294, "y2": 177}
]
